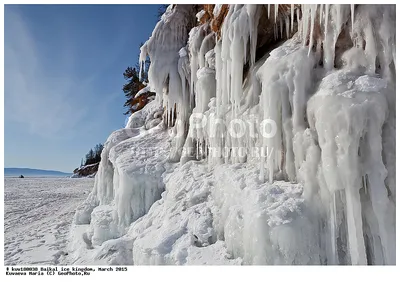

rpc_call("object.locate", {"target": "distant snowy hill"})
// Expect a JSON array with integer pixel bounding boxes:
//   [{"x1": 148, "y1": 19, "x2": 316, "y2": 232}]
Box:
[{"x1": 4, "y1": 168, "x2": 71, "y2": 177}]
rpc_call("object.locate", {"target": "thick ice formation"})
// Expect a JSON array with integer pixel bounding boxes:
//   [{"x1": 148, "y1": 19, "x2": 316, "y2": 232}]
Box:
[
  {"x1": 129, "y1": 161, "x2": 240, "y2": 265},
  {"x1": 72, "y1": 4, "x2": 395, "y2": 265},
  {"x1": 128, "y1": 161, "x2": 314, "y2": 265},
  {"x1": 178, "y1": 4, "x2": 395, "y2": 265},
  {"x1": 139, "y1": 5, "x2": 196, "y2": 125},
  {"x1": 306, "y1": 71, "x2": 395, "y2": 264},
  {"x1": 73, "y1": 98, "x2": 169, "y2": 252}
]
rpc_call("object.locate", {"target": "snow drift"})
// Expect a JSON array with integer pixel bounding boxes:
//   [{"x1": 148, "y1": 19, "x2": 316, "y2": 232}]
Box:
[{"x1": 70, "y1": 4, "x2": 396, "y2": 265}]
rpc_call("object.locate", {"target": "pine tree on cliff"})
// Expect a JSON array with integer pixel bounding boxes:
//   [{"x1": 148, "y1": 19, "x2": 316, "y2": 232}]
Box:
[
  {"x1": 122, "y1": 66, "x2": 143, "y2": 115},
  {"x1": 85, "y1": 149, "x2": 95, "y2": 165},
  {"x1": 121, "y1": 5, "x2": 168, "y2": 116},
  {"x1": 122, "y1": 48, "x2": 151, "y2": 116},
  {"x1": 94, "y1": 143, "x2": 103, "y2": 163},
  {"x1": 81, "y1": 144, "x2": 103, "y2": 167}
]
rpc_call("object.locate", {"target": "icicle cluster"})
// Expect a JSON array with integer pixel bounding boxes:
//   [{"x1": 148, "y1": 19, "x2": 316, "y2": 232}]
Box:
[
  {"x1": 139, "y1": 5, "x2": 196, "y2": 127},
  {"x1": 162, "y1": 4, "x2": 395, "y2": 264}
]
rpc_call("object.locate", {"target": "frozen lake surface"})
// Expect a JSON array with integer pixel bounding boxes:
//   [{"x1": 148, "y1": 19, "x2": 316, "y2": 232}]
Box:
[{"x1": 4, "y1": 177, "x2": 94, "y2": 265}]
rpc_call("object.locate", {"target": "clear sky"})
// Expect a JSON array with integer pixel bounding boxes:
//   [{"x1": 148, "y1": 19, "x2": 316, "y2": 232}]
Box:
[{"x1": 4, "y1": 4, "x2": 161, "y2": 172}]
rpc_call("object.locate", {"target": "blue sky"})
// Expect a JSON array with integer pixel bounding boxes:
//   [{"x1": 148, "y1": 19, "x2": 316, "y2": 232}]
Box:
[{"x1": 4, "y1": 4, "x2": 161, "y2": 172}]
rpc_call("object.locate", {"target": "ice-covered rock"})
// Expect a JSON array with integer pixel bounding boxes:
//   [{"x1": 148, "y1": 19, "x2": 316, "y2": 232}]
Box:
[{"x1": 70, "y1": 4, "x2": 395, "y2": 266}]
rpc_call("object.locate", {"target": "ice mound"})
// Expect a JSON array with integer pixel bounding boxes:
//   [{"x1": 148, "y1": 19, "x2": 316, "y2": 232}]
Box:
[
  {"x1": 70, "y1": 101, "x2": 171, "y2": 262},
  {"x1": 125, "y1": 160, "x2": 310, "y2": 265},
  {"x1": 129, "y1": 161, "x2": 226, "y2": 265}
]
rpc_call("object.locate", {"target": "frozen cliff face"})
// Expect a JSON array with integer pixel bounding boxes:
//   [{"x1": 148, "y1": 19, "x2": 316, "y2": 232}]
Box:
[
  {"x1": 173, "y1": 4, "x2": 395, "y2": 265},
  {"x1": 72, "y1": 4, "x2": 395, "y2": 265},
  {"x1": 174, "y1": 4, "x2": 395, "y2": 265}
]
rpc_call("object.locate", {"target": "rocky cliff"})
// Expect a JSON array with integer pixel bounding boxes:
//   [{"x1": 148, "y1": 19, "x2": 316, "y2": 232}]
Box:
[{"x1": 72, "y1": 163, "x2": 99, "y2": 178}]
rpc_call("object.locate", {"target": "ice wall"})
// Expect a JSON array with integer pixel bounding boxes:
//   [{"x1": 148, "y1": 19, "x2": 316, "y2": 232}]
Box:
[
  {"x1": 73, "y1": 4, "x2": 395, "y2": 265},
  {"x1": 168, "y1": 4, "x2": 395, "y2": 265}
]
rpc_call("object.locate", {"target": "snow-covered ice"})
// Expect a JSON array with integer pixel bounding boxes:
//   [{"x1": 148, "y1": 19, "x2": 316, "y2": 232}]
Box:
[
  {"x1": 68, "y1": 4, "x2": 395, "y2": 265},
  {"x1": 4, "y1": 177, "x2": 93, "y2": 265}
]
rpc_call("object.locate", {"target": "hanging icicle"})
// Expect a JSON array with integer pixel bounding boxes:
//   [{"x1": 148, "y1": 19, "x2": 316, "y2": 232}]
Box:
[
  {"x1": 291, "y1": 4, "x2": 295, "y2": 33},
  {"x1": 308, "y1": 5, "x2": 317, "y2": 56},
  {"x1": 285, "y1": 15, "x2": 290, "y2": 38},
  {"x1": 351, "y1": 4, "x2": 355, "y2": 33}
]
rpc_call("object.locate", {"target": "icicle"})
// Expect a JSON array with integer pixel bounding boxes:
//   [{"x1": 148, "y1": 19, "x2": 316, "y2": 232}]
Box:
[
  {"x1": 259, "y1": 148, "x2": 265, "y2": 182},
  {"x1": 345, "y1": 188, "x2": 368, "y2": 265},
  {"x1": 166, "y1": 104, "x2": 170, "y2": 128},
  {"x1": 393, "y1": 48, "x2": 396, "y2": 69},
  {"x1": 364, "y1": 22, "x2": 377, "y2": 74},
  {"x1": 291, "y1": 4, "x2": 294, "y2": 33},
  {"x1": 274, "y1": 4, "x2": 279, "y2": 23},
  {"x1": 319, "y1": 4, "x2": 324, "y2": 26},
  {"x1": 268, "y1": 148, "x2": 274, "y2": 184},
  {"x1": 321, "y1": 4, "x2": 335, "y2": 70},
  {"x1": 247, "y1": 4, "x2": 260, "y2": 67},
  {"x1": 308, "y1": 5, "x2": 317, "y2": 56},
  {"x1": 335, "y1": 5, "x2": 342, "y2": 35},
  {"x1": 268, "y1": 4, "x2": 270, "y2": 19},
  {"x1": 296, "y1": 8, "x2": 300, "y2": 28},
  {"x1": 280, "y1": 17, "x2": 283, "y2": 39},
  {"x1": 196, "y1": 139, "x2": 199, "y2": 160},
  {"x1": 138, "y1": 43, "x2": 148, "y2": 82},
  {"x1": 328, "y1": 193, "x2": 338, "y2": 264},
  {"x1": 351, "y1": 4, "x2": 355, "y2": 33},
  {"x1": 324, "y1": 4, "x2": 330, "y2": 43},
  {"x1": 363, "y1": 175, "x2": 367, "y2": 195},
  {"x1": 285, "y1": 16, "x2": 290, "y2": 39},
  {"x1": 302, "y1": 5, "x2": 310, "y2": 47}
]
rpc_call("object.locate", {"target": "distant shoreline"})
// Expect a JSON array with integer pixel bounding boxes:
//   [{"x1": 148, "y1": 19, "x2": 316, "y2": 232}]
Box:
[
  {"x1": 4, "y1": 175, "x2": 72, "y2": 178},
  {"x1": 4, "y1": 167, "x2": 72, "y2": 178}
]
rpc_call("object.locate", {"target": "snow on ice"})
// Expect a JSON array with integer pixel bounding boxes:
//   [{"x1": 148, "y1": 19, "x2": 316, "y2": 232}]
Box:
[{"x1": 4, "y1": 178, "x2": 93, "y2": 265}]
